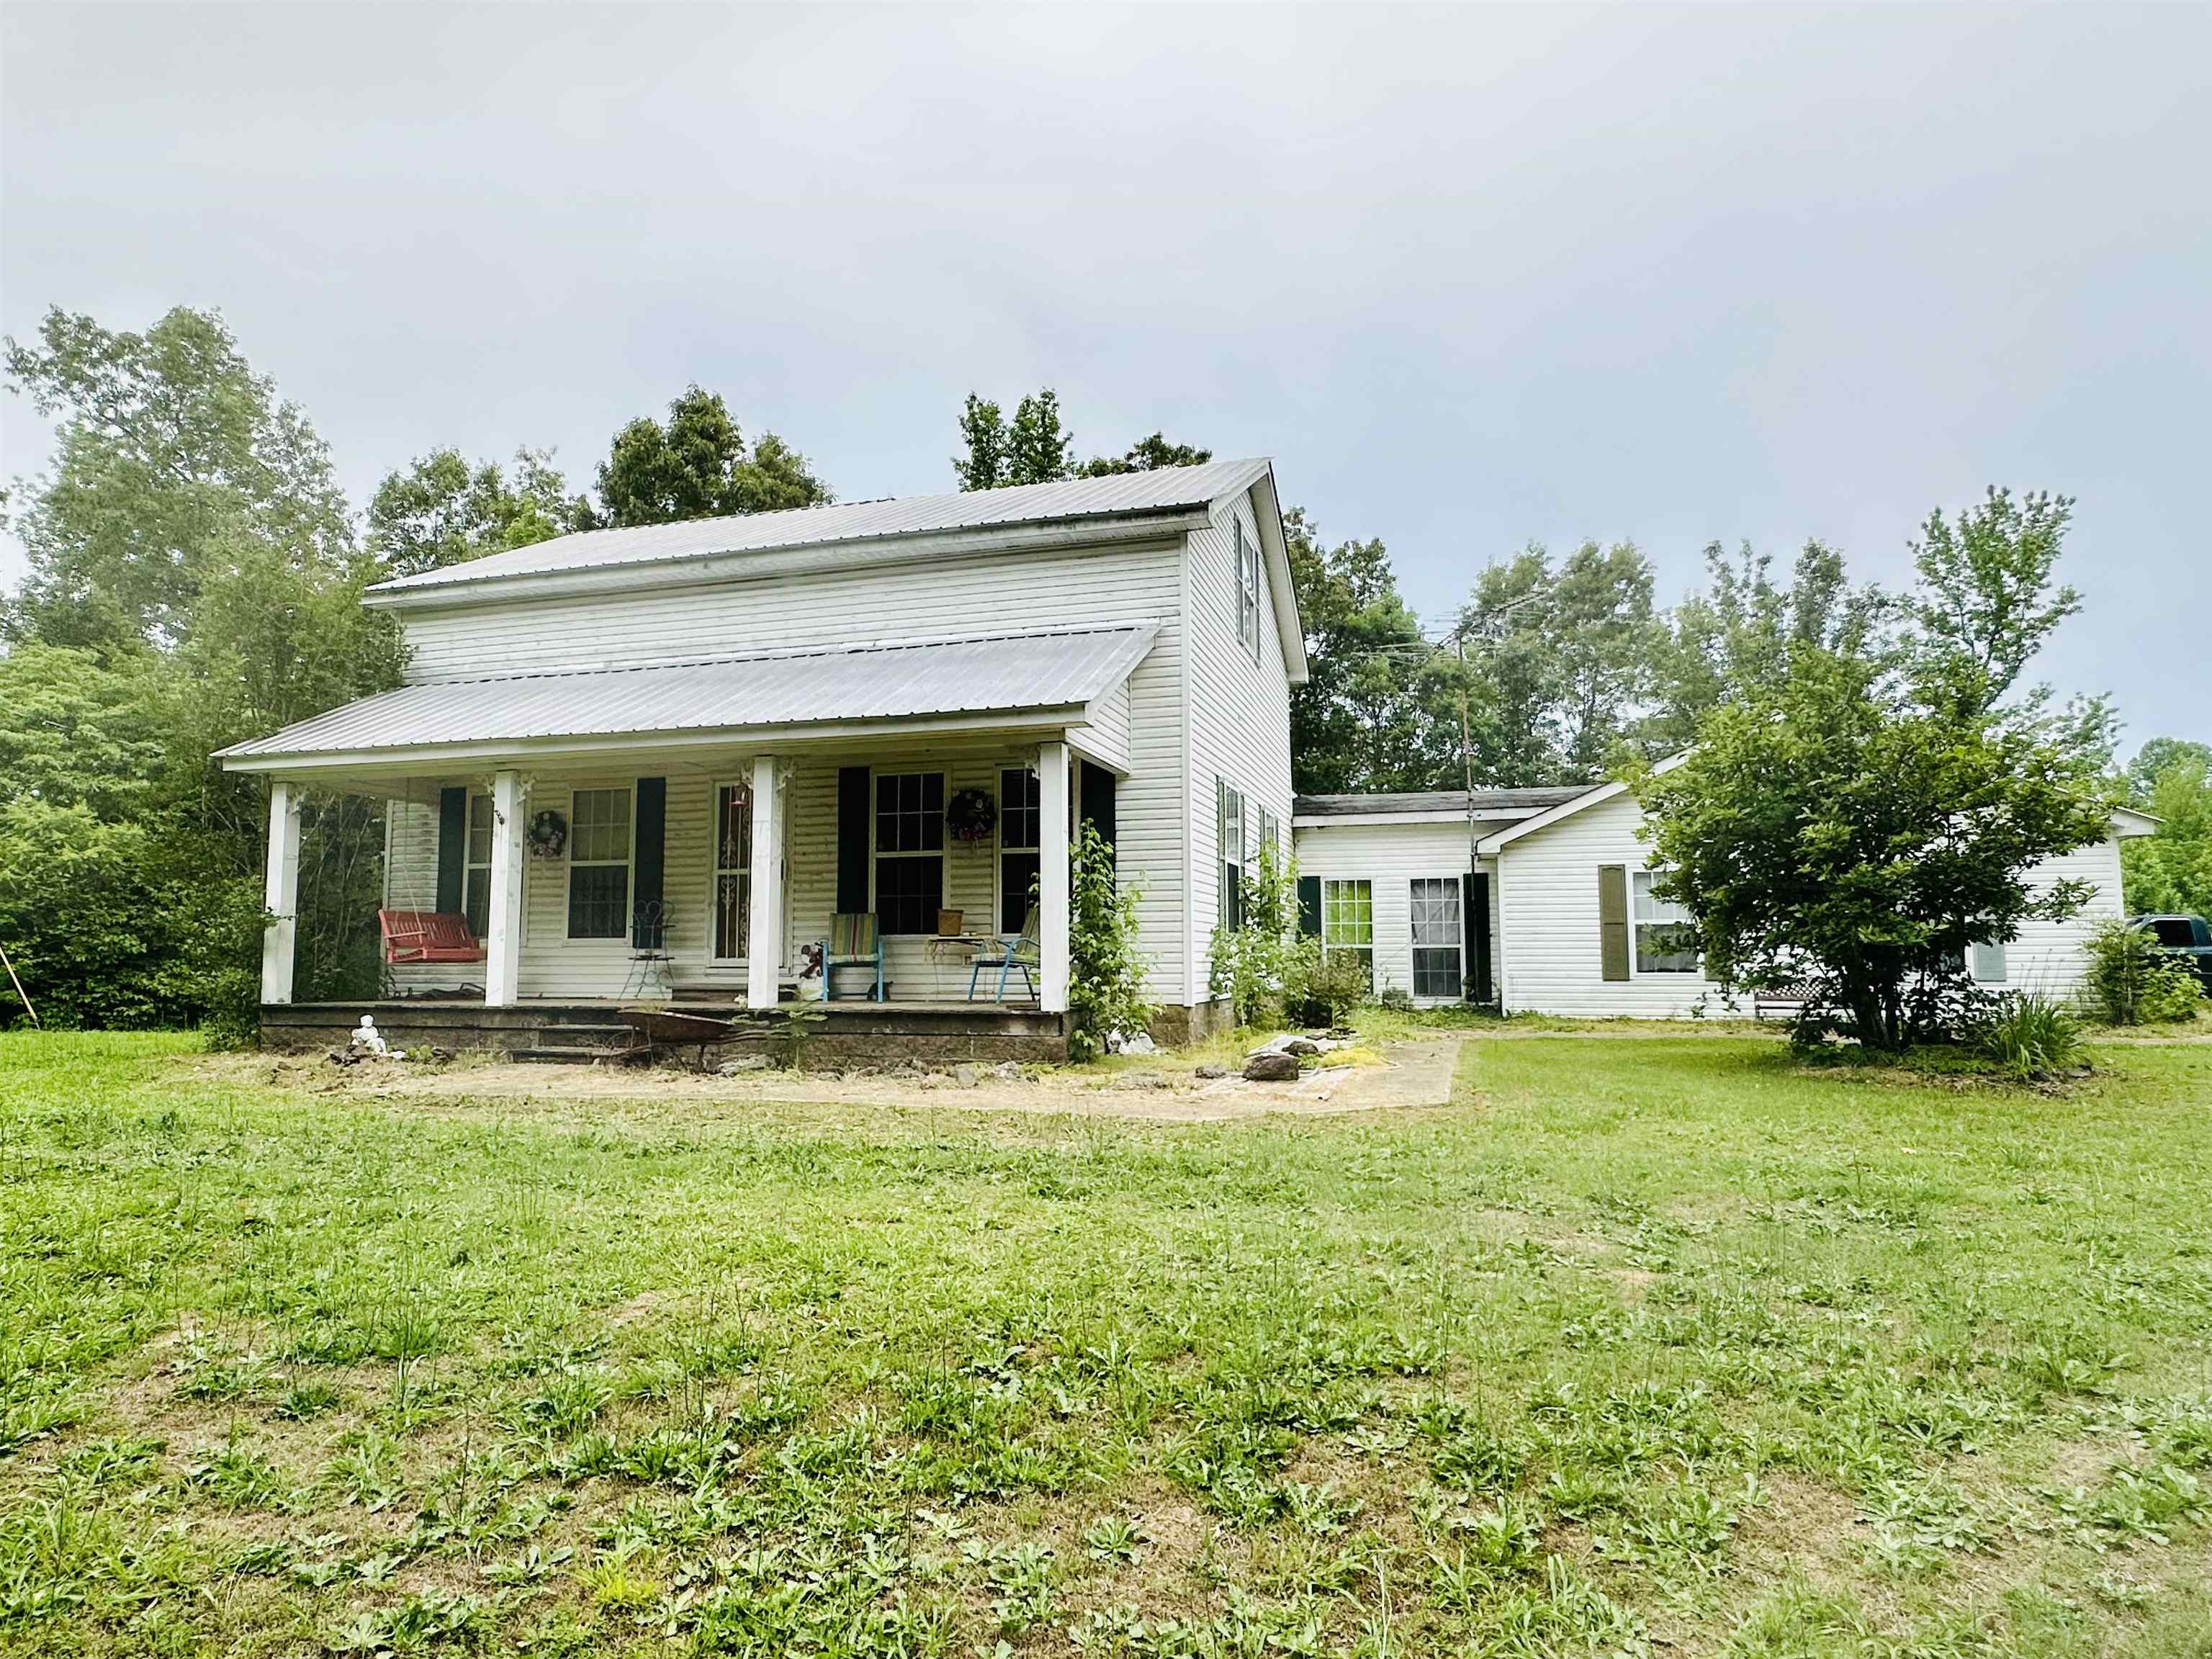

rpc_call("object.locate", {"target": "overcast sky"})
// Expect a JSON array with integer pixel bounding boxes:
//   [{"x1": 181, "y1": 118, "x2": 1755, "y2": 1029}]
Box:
[{"x1": 4, "y1": 4, "x2": 2206, "y2": 749}]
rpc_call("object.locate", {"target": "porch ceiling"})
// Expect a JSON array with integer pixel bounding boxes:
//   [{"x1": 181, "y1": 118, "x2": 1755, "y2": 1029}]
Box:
[{"x1": 217, "y1": 624, "x2": 1154, "y2": 773}]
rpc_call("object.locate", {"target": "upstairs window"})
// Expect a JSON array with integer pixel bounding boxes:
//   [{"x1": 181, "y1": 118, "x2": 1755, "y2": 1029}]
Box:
[{"x1": 1233, "y1": 518, "x2": 1262, "y2": 661}]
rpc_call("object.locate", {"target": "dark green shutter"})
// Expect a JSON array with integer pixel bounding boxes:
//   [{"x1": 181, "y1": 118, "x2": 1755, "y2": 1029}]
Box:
[
  {"x1": 1469, "y1": 871, "x2": 1493, "y2": 1002},
  {"x1": 435, "y1": 786, "x2": 467, "y2": 914},
  {"x1": 1297, "y1": 876, "x2": 1322, "y2": 938},
  {"x1": 1599, "y1": 864, "x2": 1630, "y2": 982},
  {"x1": 1079, "y1": 760, "x2": 1116, "y2": 853},
  {"x1": 633, "y1": 777, "x2": 665, "y2": 946},
  {"x1": 836, "y1": 766, "x2": 871, "y2": 914}
]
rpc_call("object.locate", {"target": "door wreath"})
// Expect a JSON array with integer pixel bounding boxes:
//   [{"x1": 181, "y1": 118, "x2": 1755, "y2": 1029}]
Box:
[
  {"x1": 946, "y1": 787, "x2": 997, "y2": 846},
  {"x1": 527, "y1": 809, "x2": 567, "y2": 859}
]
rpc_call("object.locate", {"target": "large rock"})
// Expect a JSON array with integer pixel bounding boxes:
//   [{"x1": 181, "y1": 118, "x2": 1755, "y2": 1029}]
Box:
[
  {"x1": 1281, "y1": 1037, "x2": 1322, "y2": 1056},
  {"x1": 1244, "y1": 1051, "x2": 1301, "y2": 1082}
]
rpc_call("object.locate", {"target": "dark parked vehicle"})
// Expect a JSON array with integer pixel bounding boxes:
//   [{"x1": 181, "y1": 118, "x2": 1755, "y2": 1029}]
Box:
[{"x1": 2131, "y1": 914, "x2": 2212, "y2": 993}]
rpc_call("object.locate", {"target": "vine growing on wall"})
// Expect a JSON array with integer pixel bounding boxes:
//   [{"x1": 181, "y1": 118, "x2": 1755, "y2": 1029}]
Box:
[{"x1": 1066, "y1": 822, "x2": 1154, "y2": 1061}]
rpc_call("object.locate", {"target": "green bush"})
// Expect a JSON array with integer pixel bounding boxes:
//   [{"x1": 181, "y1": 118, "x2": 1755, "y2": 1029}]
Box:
[
  {"x1": 2081, "y1": 920, "x2": 2204, "y2": 1025},
  {"x1": 1290, "y1": 942, "x2": 1370, "y2": 1028},
  {"x1": 1972, "y1": 992, "x2": 2084, "y2": 1079},
  {"x1": 1066, "y1": 823, "x2": 1154, "y2": 1062}
]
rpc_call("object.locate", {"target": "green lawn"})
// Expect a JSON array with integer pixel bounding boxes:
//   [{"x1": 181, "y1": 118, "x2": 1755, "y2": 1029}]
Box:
[{"x1": 2, "y1": 1030, "x2": 2208, "y2": 1658}]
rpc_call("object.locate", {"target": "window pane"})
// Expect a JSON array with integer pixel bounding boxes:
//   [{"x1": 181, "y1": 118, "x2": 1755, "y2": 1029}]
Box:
[
  {"x1": 466, "y1": 793, "x2": 493, "y2": 866},
  {"x1": 1410, "y1": 878, "x2": 1462, "y2": 948},
  {"x1": 1001, "y1": 851, "x2": 1040, "y2": 936},
  {"x1": 716, "y1": 785, "x2": 751, "y2": 873},
  {"x1": 1413, "y1": 948, "x2": 1462, "y2": 999},
  {"x1": 1001, "y1": 768, "x2": 1040, "y2": 851},
  {"x1": 876, "y1": 773, "x2": 945, "y2": 854},
  {"x1": 1635, "y1": 922, "x2": 1700, "y2": 974},
  {"x1": 1324, "y1": 880, "x2": 1373, "y2": 950},
  {"x1": 568, "y1": 863, "x2": 629, "y2": 939},
  {"x1": 714, "y1": 871, "x2": 750, "y2": 960},
  {"x1": 571, "y1": 789, "x2": 631, "y2": 863},
  {"x1": 464, "y1": 868, "x2": 490, "y2": 940},
  {"x1": 876, "y1": 855, "x2": 944, "y2": 936},
  {"x1": 1633, "y1": 870, "x2": 1691, "y2": 925},
  {"x1": 1971, "y1": 938, "x2": 2007, "y2": 982}
]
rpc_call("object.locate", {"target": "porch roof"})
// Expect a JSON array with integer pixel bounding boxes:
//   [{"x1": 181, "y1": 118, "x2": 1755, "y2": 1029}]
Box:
[{"x1": 217, "y1": 624, "x2": 1154, "y2": 771}]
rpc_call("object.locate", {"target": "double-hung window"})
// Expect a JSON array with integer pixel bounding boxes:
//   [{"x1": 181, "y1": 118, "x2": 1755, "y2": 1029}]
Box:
[
  {"x1": 1632, "y1": 870, "x2": 1699, "y2": 973},
  {"x1": 1322, "y1": 880, "x2": 1374, "y2": 969},
  {"x1": 999, "y1": 767, "x2": 1040, "y2": 936},
  {"x1": 874, "y1": 771, "x2": 945, "y2": 935},
  {"x1": 1233, "y1": 518, "x2": 1262, "y2": 661},
  {"x1": 711, "y1": 782, "x2": 752, "y2": 961},
  {"x1": 1410, "y1": 878, "x2": 1464, "y2": 999},
  {"x1": 463, "y1": 791, "x2": 494, "y2": 940},
  {"x1": 1218, "y1": 779, "x2": 1246, "y2": 932},
  {"x1": 567, "y1": 787, "x2": 633, "y2": 940}
]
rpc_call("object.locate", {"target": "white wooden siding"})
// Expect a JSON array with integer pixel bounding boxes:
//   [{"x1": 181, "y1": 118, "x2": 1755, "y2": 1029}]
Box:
[
  {"x1": 1290, "y1": 821, "x2": 1491, "y2": 1007},
  {"x1": 393, "y1": 538, "x2": 1192, "y2": 1002},
  {"x1": 1185, "y1": 490, "x2": 1295, "y2": 1002},
  {"x1": 1493, "y1": 788, "x2": 2133, "y2": 1017}
]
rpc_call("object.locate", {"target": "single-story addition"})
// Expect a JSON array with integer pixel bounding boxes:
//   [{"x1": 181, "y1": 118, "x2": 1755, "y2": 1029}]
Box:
[
  {"x1": 1287, "y1": 778, "x2": 2159, "y2": 1019},
  {"x1": 219, "y1": 459, "x2": 1303, "y2": 1059}
]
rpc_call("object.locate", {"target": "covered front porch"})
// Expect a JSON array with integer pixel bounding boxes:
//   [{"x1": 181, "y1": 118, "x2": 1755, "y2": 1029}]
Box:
[{"x1": 220, "y1": 626, "x2": 1154, "y2": 1053}]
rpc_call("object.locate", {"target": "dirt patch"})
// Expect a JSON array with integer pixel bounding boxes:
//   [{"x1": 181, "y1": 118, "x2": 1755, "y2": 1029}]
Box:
[{"x1": 204, "y1": 1037, "x2": 1466, "y2": 1124}]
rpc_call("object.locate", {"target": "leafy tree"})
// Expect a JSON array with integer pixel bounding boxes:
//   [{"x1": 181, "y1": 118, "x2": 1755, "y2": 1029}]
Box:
[
  {"x1": 1, "y1": 306, "x2": 403, "y2": 1033},
  {"x1": 2, "y1": 306, "x2": 355, "y2": 651},
  {"x1": 595, "y1": 385, "x2": 829, "y2": 526},
  {"x1": 954, "y1": 388, "x2": 1208, "y2": 490},
  {"x1": 2121, "y1": 740, "x2": 2212, "y2": 917},
  {"x1": 1287, "y1": 509, "x2": 1458, "y2": 794},
  {"x1": 1638, "y1": 491, "x2": 2116, "y2": 1052},
  {"x1": 1641, "y1": 539, "x2": 1887, "y2": 753},
  {"x1": 368, "y1": 446, "x2": 590, "y2": 576},
  {"x1": 1079, "y1": 433, "x2": 1213, "y2": 477}
]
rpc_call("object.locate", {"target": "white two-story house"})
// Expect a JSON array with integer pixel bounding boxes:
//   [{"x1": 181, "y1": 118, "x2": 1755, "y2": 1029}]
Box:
[{"x1": 220, "y1": 460, "x2": 1303, "y2": 1057}]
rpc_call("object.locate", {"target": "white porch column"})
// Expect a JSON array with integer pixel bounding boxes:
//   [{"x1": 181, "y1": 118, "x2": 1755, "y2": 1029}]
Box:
[
  {"x1": 746, "y1": 756, "x2": 784, "y2": 1008},
  {"x1": 260, "y1": 781, "x2": 302, "y2": 1005},
  {"x1": 484, "y1": 768, "x2": 526, "y2": 1007},
  {"x1": 1038, "y1": 740, "x2": 1071, "y2": 1014}
]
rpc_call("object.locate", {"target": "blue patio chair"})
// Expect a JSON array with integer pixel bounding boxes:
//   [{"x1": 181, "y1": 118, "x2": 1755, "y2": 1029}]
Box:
[
  {"x1": 825, "y1": 912, "x2": 884, "y2": 1002},
  {"x1": 969, "y1": 904, "x2": 1040, "y2": 1003}
]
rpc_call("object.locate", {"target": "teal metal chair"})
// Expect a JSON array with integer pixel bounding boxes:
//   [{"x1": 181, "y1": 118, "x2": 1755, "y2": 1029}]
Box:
[{"x1": 968, "y1": 904, "x2": 1040, "y2": 1003}]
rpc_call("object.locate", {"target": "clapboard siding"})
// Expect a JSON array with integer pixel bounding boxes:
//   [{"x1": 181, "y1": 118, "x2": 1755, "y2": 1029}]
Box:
[
  {"x1": 1290, "y1": 821, "x2": 1494, "y2": 1007},
  {"x1": 390, "y1": 537, "x2": 1192, "y2": 1002},
  {"x1": 1494, "y1": 788, "x2": 2134, "y2": 1017},
  {"x1": 1185, "y1": 490, "x2": 1295, "y2": 1001}
]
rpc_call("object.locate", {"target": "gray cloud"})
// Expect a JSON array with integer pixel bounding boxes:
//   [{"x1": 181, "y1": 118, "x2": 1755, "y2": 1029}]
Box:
[{"x1": 4, "y1": 4, "x2": 2206, "y2": 745}]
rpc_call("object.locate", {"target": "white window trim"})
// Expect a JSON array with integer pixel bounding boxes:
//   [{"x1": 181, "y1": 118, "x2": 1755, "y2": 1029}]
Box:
[
  {"x1": 1409, "y1": 876, "x2": 1465, "y2": 999},
  {"x1": 566, "y1": 785, "x2": 637, "y2": 943},
  {"x1": 706, "y1": 778, "x2": 752, "y2": 966},
  {"x1": 463, "y1": 790, "x2": 494, "y2": 937},
  {"x1": 1233, "y1": 518, "x2": 1262, "y2": 663},
  {"x1": 870, "y1": 768, "x2": 948, "y2": 937},
  {"x1": 1629, "y1": 865, "x2": 1701, "y2": 978},
  {"x1": 997, "y1": 764, "x2": 1040, "y2": 940},
  {"x1": 1321, "y1": 877, "x2": 1375, "y2": 963}
]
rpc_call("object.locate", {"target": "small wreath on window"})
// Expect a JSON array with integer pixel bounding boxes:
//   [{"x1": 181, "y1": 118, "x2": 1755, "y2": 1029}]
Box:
[
  {"x1": 946, "y1": 787, "x2": 997, "y2": 847},
  {"x1": 526, "y1": 809, "x2": 567, "y2": 859}
]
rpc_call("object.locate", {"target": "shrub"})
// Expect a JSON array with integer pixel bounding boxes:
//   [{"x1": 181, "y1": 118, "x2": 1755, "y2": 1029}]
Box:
[
  {"x1": 1208, "y1": 840, "x2": 1301, "y2": 1027},
  {"x1": 2081, "y1": 920, "x2": 2204, "y2": 1025},
  {"x1": 1066, "y1": 824, "x2": 1154, "y2": 1061},
  {"x1": 1972, "y1": 992, "x2": 2083, "y2": 1079},
  {"x1": 1290, "y1": 943, "x2": 1371, "y2": 1028}
]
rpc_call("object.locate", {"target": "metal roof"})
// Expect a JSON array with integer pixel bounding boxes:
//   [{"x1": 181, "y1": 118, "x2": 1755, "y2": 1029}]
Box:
[
  {"x1": 1294, "y1": 786, "x2": 1596, "y2": 819},
  {"x1": 217, "y1": 624, "x2": 1156, "y2": 764},
  {"x1": 368, "y1": 458, "x2": 1274, "y2": 597}
]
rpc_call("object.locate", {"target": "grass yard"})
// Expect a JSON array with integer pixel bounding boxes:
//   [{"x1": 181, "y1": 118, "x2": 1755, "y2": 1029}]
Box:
[{"x1": 2, "y1": 1030, "x2": 2209, "y2": 1658}]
